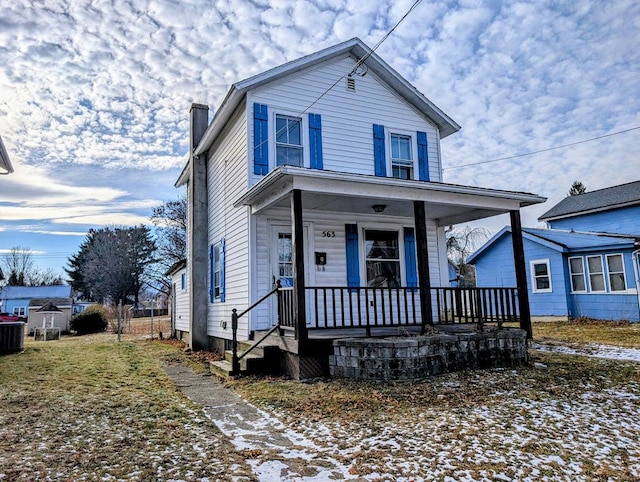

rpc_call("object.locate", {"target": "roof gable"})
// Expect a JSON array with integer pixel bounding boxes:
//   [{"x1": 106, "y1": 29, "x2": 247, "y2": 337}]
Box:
[
  {"x1": 539, "y1": 180, "x2": 640, "y2": 221},
  {"x1": 467, "y1": 226, "x2": 638, "y2": 264},
  {"x1": 193, "y1": 38, "x2": 460, "y2": 158}
]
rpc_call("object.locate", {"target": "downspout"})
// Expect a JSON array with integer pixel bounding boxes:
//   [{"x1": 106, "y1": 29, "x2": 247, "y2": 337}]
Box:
[{"x1": 632, "y1": 249, "x2": 640, "y2": 322}]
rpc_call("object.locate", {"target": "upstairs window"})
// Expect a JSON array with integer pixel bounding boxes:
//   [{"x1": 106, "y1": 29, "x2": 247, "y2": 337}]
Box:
[
  {"x1": 587, "y1": 255, "x2": 605, "y2": 292},
  {"x1": 606, "y1": 254, "x2": 627, "y2": 291},
  {"x1": 390, "y1": 133, "x2": 413, "y2": 180},
  {"x1": 530, "y1": 259, "x2": 552, "y2": 293},
  {"x1": 569, "y1": 257, "x2": 586, "y2": 292},
  {"x1": 275, "y1": 115, "x2": 302, "y2": 166}
]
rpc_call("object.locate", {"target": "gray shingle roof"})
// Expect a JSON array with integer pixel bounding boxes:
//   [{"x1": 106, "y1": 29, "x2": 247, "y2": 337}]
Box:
[{"x1": 539, "y1": 180, "x2": 640, "y2": 221}]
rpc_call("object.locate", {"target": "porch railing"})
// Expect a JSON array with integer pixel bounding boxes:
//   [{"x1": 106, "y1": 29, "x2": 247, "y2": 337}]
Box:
[{"x1": 296, "y1": 286, "x2": 519, "y2": 333}]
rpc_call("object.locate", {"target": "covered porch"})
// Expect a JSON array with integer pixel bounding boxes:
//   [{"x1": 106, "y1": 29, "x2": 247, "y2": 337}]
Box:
[{"x1": 232, "y1": 166, "x2": 545, "y2": 377}]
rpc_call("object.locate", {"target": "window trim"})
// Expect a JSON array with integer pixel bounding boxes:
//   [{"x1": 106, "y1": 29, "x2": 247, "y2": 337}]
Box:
[
  {"x1": 568, "y1": 256, "x2": 587, "y2": 293},
  {"x1": 605, "y1": 253, "x2": 627, "y2": 292},
  {"x1": 387, "y1": 129, "x2": 418, "y2": 180},
  {"x1": 272, "y1": 111, "x2": 307, "y2": 169},
  {"x1": 530, "y1": 259, "x2": 552, "y2": 293},
  {"x1": 586, "y1": 255, "x2": 606, "y2": 293}
]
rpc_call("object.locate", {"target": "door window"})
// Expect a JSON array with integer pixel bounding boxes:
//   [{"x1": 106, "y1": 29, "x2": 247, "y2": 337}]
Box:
[{"x1": 277, "y1": 233, "x2": 293, "y2": 287}]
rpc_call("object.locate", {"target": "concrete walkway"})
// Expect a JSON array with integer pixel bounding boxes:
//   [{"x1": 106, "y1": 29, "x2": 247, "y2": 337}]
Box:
[{"x1": 164, "y1": 364, "x2": 358, "y2": 481}]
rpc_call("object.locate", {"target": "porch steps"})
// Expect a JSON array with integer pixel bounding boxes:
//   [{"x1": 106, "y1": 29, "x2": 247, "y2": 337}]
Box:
[{"x1": 210, "y1": 339, "x2": 280, "y2": 378}]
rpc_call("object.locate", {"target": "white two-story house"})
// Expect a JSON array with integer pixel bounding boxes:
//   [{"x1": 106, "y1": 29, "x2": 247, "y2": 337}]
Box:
[{"x1": 176, "y1": 38, "x2": 545, "y2": 378}]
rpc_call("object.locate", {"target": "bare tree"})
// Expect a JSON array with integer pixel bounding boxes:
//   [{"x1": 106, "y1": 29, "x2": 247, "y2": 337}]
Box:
[
  {"x1": 2, "y1": 246, "x2": 37, "y2": 286},
  {"x1": 149, "y1": 195, "x2": 187, "y2": 294},
  {"x1": 446, "y1": 226, "x2": 490, "y2": 287},
  {"x1": 568, "y1": 180, "x2": 587, "y2": 196}
]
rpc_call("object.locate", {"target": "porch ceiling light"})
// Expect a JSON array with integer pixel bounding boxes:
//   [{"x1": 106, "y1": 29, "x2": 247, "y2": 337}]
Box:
[{"x1": 372, "y1": 204, "x2": 386, "y2": 213}]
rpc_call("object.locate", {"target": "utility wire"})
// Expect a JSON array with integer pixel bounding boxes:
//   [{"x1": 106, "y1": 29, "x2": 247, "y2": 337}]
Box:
[{"x1": 444, "y1": 126, "x2": 640, "y2": 170}]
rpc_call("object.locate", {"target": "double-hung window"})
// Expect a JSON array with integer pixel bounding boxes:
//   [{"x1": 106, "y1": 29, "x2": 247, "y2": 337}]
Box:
[
  {"x1": 587, "y1": 255, "x2": 605, "y2": 292},
  {"x1": 568, "y1": 257, "x2": 586, "y2": 292},
  {"x1": 530, "y1": 259, "x2": 552, "y2": 292},
  {"x1": 606, "y1": 254, "x2": 627, "y2": 291},
  {"x1": 13, "y1": 307, "x2": 25, "y2": 316},
  {"x1": 364, "y1": 229, "x2": 401, "y2": 287},
  {"x1": 275, "y1": 115, "x2": 302, "y2": 166},
  {"x1": 390, "y1": 133, "x2": 413, "y2": 180},
  {"x1": 213, "y1": 244, "x2": 221, "y2": 299}
]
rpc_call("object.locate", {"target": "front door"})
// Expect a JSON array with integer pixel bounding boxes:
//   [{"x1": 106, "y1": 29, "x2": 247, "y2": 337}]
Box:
[{"x1": 267, "y1": 224, "x2": 312, "y2": 328}]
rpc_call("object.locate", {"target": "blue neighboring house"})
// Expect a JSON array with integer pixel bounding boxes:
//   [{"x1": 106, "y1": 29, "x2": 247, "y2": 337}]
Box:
[
  {"x1": 468, "y1": 181, "x2": 640, "y2": 322},
  {"x1": 0, "y1": 285, "x2": 73, "y2": 317}
]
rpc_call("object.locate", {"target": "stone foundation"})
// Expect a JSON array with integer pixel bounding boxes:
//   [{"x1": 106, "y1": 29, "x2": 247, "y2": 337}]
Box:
[{"x1": 329, "y1": 329, "x2": 528, "y2": 381}]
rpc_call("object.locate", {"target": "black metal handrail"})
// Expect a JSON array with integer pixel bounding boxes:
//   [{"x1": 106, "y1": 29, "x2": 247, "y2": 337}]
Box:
[{"x1": 231, "y1": 281, "x2": 281, "y2": 374}]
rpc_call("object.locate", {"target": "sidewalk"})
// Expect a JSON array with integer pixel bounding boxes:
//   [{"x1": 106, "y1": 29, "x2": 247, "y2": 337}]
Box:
[{"x1": 164, "y1": 364, "x2": 359, "y2": 481}]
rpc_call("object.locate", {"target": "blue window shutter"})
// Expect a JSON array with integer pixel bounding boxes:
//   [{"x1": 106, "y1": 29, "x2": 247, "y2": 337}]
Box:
[
  {"x1": 220, "y1": 238, "x2": 226, "y2": 302},
  {"x1": 209, "y1": 244, "x2": 214, "y2": 303},
  {"x1": 181, "y1": 273, "x2": 185, "y2": 291},
  {"x1": 253, "y1": 103, "x2": 268, "y2": 175},
  {"x1": 345, "y1": 224, "x2": 360, "y2": 287},
  {"x1": 417, "y1": 131, "x2": 429, "y2": 181},
  {"x1": 373, "y1": 124, "x2": 386, "y2": 177},
  {"x1": 308, "y1": 113, "x2": 323, "y2": 170},
  {"x1": 404, "y1": 227, "x2": 418, "y2": 288}
]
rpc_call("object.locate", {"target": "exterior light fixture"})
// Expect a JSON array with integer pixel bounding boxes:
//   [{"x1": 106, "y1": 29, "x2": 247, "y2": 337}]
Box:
[{"x1": 372, "y1": 204, "x2": 386, "y2": 213}]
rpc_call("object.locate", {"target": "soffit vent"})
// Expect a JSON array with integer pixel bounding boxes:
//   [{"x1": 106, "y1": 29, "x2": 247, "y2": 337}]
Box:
[{"x1": 346, "y1": 75, "x2": 356, "y2": 92}]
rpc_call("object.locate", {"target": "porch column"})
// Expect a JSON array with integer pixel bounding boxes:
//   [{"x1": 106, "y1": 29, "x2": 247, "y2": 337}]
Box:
[
  {"x1": 291, "y1": 189, "x2": 308, "y2": 344},
  {"x1": 413, "y1": 201, "x2": 433, "y2": 332},
  {"x1": 510, "y1": 209, "x2": 533, "y2": 339}
]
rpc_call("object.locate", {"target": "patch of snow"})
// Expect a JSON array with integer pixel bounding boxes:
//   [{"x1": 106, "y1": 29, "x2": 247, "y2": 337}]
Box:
[{"x1": 533, "y1": 342, "x2": 640, "y2": 362}]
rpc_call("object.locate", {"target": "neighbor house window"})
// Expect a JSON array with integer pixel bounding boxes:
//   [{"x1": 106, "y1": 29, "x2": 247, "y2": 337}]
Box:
[
  {"x1": 568, "y1": 257, "x2": 586, "y2": 292},
  {"x1": 13, "y1": 307, "x2": 25, "y2": 316},
  {"x1": 364, "y1": 229, "x2": 400, "y2": 287},
  {"x1": 587, "y1": 255, "x2": 605, "y2": 292},
  {"x1": 275, "y1": 115, "x2": 302, "y2": 166},
  {"x1": 390, "y1": 133, "x2": 413, "y2": 179},
  {"x1": 606, "y1": 254, "x2": 627, "y2": 291},
  {"x1": 530, "y1": 259, "x2": 552, "y2": 292}
]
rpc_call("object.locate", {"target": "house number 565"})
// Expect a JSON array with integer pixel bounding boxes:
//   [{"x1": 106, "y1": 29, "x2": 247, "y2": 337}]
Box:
[{"x1": 321, "y1": 230, "x2": 335, "y2": 237}]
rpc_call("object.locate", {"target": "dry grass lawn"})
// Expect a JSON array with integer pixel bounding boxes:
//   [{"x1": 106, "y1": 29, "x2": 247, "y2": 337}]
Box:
[
  {"x1": 0, "y1": 335, "x2": 252, "y2": 481},
  {"x1": 1, "y1": 318, "x2": 639, "y2": 481}
]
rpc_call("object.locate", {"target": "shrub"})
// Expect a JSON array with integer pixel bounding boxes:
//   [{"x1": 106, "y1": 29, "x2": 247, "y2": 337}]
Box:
[{"x1": 70, "y1": 305, "x2": 109, "y2": 335}]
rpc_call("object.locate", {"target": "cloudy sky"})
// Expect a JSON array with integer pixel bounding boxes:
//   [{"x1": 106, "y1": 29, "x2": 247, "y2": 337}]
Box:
[{"x1": 1, "y1": 0, "x2": 639, "y2": 276}]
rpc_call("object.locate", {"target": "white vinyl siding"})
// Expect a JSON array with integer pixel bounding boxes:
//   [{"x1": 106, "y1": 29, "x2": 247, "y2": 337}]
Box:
[
  {"x1": 206, "y1": 101, "x2": 250, "y2": 340},
  {"x1": 173, "y1": 267, "x2": 189, "y2": 333},
  {"x1": 249, "y1": 55, "x2": 441, "y2": 184}
]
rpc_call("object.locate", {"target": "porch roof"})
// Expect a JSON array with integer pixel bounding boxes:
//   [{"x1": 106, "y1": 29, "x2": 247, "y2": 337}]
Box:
[{"x1": 234, "y1": 166, "x2": 546, "y2": 226}]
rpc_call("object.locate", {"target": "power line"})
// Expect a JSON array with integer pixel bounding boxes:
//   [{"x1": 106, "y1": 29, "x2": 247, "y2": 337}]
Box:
[{"x1": 444, "y1": 126, "x2": 640, "y2": 170}]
